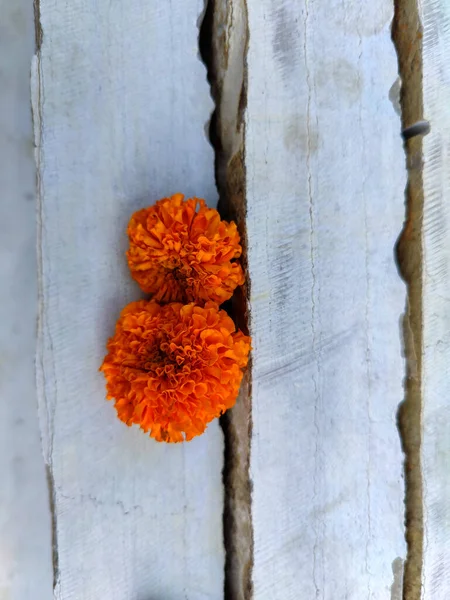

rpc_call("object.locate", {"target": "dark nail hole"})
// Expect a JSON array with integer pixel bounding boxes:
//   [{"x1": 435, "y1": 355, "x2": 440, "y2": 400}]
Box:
[{"x1": 402, "y1": 120, "x2": 430, "y2": 140}]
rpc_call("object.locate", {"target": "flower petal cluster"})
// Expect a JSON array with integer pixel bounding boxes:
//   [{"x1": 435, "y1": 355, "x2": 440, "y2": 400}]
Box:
[
  {"x1": 100, "y1": 301, "x2": 250, "y2": 442},
  {"x1": 126, "y1": 193, "x2": 244, "y2": 304},
  {"x1": 101, "y1": 193, "x2": 250, "y2": 442}
]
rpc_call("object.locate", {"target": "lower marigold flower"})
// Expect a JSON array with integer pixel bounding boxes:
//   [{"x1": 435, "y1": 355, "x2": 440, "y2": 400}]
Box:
[
  {"x1": 100, "y1": 300, "x2": 251, "y2": 442},
  {"x1": 126, "y1": 193, "x2": 245, "y2": 304}
]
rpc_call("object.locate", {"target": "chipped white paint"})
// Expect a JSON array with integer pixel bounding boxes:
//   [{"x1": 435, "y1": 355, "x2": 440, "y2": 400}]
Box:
[
  {"x1": 245, "y1": 0, "x2": 406, "y2": 598},
  {"x1": 0, "y1": 1, "x2": 53, "y2": 598},
  {"x1": 420, "y1": 0, "x2": 450, "y2": 597},
  {"x1": 33, "y1": 1, "x2": 224, "y2": 598}
]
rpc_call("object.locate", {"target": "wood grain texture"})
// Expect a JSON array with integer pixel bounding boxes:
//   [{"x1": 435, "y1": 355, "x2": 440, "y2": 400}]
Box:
[
  {"x1": 245, "y1": 1, "x2": 406, "y2": 598},
  {"x1": 0, "y1": 1, "x2": 53, "y2": 598},
  {"x1": 32, "y1": 1, "x2": 224, "y2": 598},
  {"x1": 420, "y1": 0, "x2": 450, "y2": 596}
]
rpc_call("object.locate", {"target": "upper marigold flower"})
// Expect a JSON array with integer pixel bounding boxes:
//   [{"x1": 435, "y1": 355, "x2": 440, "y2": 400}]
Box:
[
  {"x1": 126, "y1": 193, "x2": 245, "y2": 304},
  {"x1": 100, "y1": 300, "x2": 251, "y2": 442}
]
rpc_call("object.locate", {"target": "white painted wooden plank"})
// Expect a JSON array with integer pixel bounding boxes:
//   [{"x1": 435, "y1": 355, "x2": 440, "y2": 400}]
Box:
[
  {"x1": 0, "y1": 1, "x2": 53, "y2": 598},
  {"x1": 420, "y1": 0, "x2": 450, "y2": 597},
  {"x1": 33, "y1": 1, "x2": 224, "y2": 598},
  {"x1": 245, "y1": 1, "x2": 406, "y2": 598}
]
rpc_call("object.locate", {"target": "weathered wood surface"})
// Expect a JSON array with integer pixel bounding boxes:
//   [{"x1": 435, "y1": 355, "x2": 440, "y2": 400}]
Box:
[
  {"x1": 0, "y1": 1, "x2": 53, "y2": 598},
  {"x1": 245, "y1": 0, "x2": 406, "y2": 598},
  {"x1": 420, "y1": 0, "x2": 450, "y2": 597},
  {"x1": 32, "y1": 1, "x2": 224, "y2": 598},
  {"x1": 8, "y1": 0, "x2": 450, "y2": 597}
]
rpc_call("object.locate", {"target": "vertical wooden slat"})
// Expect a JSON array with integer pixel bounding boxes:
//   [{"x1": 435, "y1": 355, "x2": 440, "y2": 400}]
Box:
[
  {"x1": 245, "y1": 1, "x2": 406, "y2": 597},
  {"x1": 33, "y1": 1, "x2": 224, "y2": 598},
  {"x1": 420, "y1": 0, "x2": 450, "y2": 596},
  {"x1": 0, "y1": 1, "x2": 52, "y2": 598}
]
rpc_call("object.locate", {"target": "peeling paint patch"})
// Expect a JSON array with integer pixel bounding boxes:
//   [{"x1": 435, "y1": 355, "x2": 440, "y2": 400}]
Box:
[{"x1": 391, "y1": 557, "x2": 405, "y2": 600}]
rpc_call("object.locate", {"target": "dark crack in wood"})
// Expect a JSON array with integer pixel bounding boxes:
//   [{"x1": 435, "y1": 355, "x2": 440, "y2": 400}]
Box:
[
  {"x1": 34, "y1": 0, "x2": 43, "y2": 51},
  {"x1": 45, "y1": 464, "x2": 59, "y2": 590}
]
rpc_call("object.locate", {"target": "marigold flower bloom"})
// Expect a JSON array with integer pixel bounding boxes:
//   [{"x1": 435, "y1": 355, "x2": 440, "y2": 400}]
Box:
[
  {"x1": 100, "y1": 300, "x2": 251, "y2": 442},
  {"x1": 126, "y1": 193, "x2": 245, "y2": 304}
]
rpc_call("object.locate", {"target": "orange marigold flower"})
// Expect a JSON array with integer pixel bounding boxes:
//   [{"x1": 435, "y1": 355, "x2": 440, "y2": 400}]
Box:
[
  {"x1": 100, "y1": 300, "x2": 251, "y2": 442},
  {"x1": 126, "y1": 193, "x2": 245, "y2": 304}
]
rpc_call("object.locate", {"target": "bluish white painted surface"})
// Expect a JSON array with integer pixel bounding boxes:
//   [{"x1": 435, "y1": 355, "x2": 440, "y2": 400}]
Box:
[
  {"x1": 7, "y1": 0, "x2": 449, "y2": 597},
  {"x1": 245, "y1": 1, "x2": 406, "y2": 598},
  {"x1": 420, "y1": 0, "x2": 450, "y2": 597},
  {"x1": 33, "y1": 1, "x2": 224, "y2": 598},
  {"x1": 0, "y1": 1, "x2": 53, "y2": 599}
]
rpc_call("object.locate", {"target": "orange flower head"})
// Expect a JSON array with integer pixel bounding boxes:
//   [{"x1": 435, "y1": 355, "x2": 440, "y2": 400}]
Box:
[
  {"x1": 126, "y1": 193, "x2": 245, "y2": 304},
  {"x1": 100, "y1": 300, "x2": 251, "y2": 442}
]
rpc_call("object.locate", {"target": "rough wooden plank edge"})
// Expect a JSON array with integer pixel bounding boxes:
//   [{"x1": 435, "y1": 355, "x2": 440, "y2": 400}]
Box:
[
  {"x1": 31, "y1": 0, "x2": 59, "y2": 583},
  {"x1": 221, "y1": 151, "x2": 253, "y2": 600},
  {"x1": 32, "y1": 34, "x2": 60, "y2": 590},
  {"x1": 392, "y1": 1, "x2": 425, "y2": 598},
  {"x1": 200, "y1": 2, "x2": 253, "y2": 598}
]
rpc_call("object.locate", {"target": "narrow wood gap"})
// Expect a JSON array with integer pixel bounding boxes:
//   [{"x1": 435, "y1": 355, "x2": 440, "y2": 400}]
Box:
[
  {"x1": 392, "y1": 1, "x2": 425, "y2": 598},
  {"x1": 199, "y1": 2, "x2": 253, "y2": 598},
  {"x1": 34, "y1": 0, "x2": 43, "y2": 51}
]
